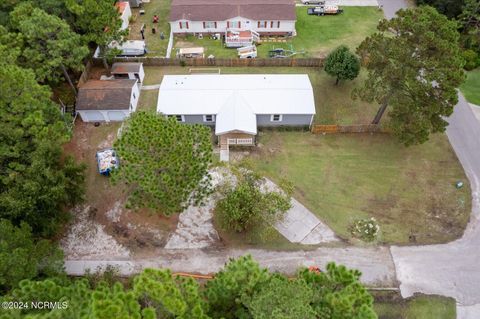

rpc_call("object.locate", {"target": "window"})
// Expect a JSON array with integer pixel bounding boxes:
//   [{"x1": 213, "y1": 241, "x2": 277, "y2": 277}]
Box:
[
  {"x1": 169, "y1": 115, "x2": 185, "y2": 122},
  {"x1": 179, "y1": 21, "x2": 189, "y2": 29},
  {"x1": 228, "y1": 21, "x2": 241, "y2": 28},
  {"x1": 270, "y1": 21, "x2": 280, "y2": 28},
  {"x1": 258, "y1": 21, "x2": 267, "y2": 28},
  {"x1": 130, "y1": 103, "x2": 133, "y2": 111},
  {"x1": 203, "y1": 114, "x2": 215, "y2": 122},
  {"x1": 133, "y1": 92, "x2": 136, "y2": 99},
  {"x1": 203, "y1": 21, "x2": 216, "y2": 29},
  {"x1": 271, "y1": 114, "x2": 283, "y2": 122}
]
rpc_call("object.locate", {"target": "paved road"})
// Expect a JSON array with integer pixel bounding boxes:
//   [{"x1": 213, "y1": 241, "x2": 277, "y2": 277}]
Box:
[
  {"x1": 391, "y1": 94, "x2": 480, "y2": 316},
  {"x1": 377, "y1": 0, "x2": 411, "y2": 19}
]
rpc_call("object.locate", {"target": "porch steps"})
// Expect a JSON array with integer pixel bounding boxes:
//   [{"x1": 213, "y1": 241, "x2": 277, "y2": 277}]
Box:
[{"x1": 220, "y1": 144, "x2": 229, "y2": 162}]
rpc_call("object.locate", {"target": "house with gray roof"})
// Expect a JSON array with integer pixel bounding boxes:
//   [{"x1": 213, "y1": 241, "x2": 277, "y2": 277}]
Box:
[
  {"x1": 170, "y1": 0, "x2": 296, "y2": 37},
  {"x1": 76, "y1": 79, "x2": 140, "y2": 122}
]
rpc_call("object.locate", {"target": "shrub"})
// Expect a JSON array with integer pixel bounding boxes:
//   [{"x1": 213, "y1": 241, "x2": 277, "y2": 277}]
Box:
[
  {"x1": 463, "y1": 49, "x2": 480, "y2": 70},
  {"x1": 216, "y1": 170, "x2": 291, "y2": 233},
  {"x1": 350, "y1": 217, "x2": 380, "y2": 242}
]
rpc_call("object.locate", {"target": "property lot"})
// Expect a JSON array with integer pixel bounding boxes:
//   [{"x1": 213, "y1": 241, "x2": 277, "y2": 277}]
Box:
[
  {"x1": 248, "y1": 131, "x2": 471, "y2": 245},
  {"x1": 143, "y1": 66, "x2": 379, "y2": 124},
  {"x1": 169, "y1": 6, "x2": 382, "y2": 58}
]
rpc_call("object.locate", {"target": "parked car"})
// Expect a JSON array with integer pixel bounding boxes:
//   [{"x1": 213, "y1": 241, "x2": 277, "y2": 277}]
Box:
[
  {"x1": 301, "y1": 0, "x2": 325, "y2": 5},
  {"x1": 307, "y1": 5, "x2": 344, "y2": 15}
]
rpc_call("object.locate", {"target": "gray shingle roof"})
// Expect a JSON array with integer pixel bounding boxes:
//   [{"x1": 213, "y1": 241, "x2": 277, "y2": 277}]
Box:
[
  {"x1": 170, "y1": 0, "x2": 296, "y2": 22},
  {"x1": 76, "y1": 80, "x2": 136, "y2": 111}
]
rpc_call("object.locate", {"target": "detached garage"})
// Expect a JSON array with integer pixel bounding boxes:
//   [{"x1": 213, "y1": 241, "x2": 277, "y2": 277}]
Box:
[{"x1": 76, "y1": 79, "x2": 140, "y2": 122}]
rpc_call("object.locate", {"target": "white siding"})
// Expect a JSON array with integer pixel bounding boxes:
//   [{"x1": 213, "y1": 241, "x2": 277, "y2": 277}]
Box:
[{"x1": 171, "y1": 17, "x2": 295, "y2": 34}]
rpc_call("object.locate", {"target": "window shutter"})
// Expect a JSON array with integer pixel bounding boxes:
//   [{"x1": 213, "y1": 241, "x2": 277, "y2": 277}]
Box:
[
  {"x1": 257, "y1": 21, "x2": 260, "y2": 28},
  {"x1": 227, "y1": 21, "x2": 230, "y2": 28},
  {"x1": 214, "y1": 22, "x2": 217, "y2": 28},
  {"x1": 179, "y1": 22, "x2": 182, "y2": 29},
  {"x1": 277, "y1": 21, "x2": 280, "y2": 28},
  {"x1": 186, "y1": 21, "x2": 189, "y2": 29},
  {"x1": 270, "y1": 21, "x2": 273, "y2": 28},
  {"x1": 238, "y1": 21, "x2": 241, "y2": 28},
  {"x1": 203, "y1": 22, "x2": 206, "y2": 28}
]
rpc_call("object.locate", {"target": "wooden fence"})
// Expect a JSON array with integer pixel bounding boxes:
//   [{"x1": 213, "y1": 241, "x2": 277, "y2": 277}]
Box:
[
  {"x1": 311, "y1": 124, "x2": 385, "y2": 134},
  {"x1": 78, "y1": 60, "x2": 93, "y2": 87},
  {"x1": 94, "y1": 57, "x2": 324, "y2": 67}
]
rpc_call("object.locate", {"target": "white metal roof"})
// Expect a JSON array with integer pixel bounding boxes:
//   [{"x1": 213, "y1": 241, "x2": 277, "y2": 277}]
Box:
[
  {"x1": 215, "y1": 92, "x2": 257, "y2": 135},
  {"x1": 156, "y1": 74, "x2": 316, "y2": 115}
]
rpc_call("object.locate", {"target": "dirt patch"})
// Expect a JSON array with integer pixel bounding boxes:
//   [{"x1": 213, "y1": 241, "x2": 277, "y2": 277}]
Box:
[{"x1": 63, "y1": 120, "x2": 178, "y2": 258}]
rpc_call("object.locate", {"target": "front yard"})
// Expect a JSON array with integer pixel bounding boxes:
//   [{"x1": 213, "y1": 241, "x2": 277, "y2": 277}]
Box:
[
  {"x1": 170, "y1": 6, "x2": 383, "y2": 58},
  {"x1": 248, "y1": 132, "x2": 471, "y2": 245}
]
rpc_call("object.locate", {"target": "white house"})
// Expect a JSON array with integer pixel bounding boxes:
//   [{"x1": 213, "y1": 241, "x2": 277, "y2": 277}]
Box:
[
  {"x1": 111, "y1": 62, "x2": 145, "y2": 83},
  {"x1": 156, "y1": 74, "x2": 315, "y2": 146},
  {"x1": 116, "y1": 1, "x2": 132, "y2": 31},
  {"x1": 76, "y1": 79, "x2": 140, "y2": 122},
  {"x1": 169, "y1": 0, "x2": 296, "y2": 37}
]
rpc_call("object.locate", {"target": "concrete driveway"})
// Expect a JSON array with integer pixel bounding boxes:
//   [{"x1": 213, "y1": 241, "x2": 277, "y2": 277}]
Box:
[
  {"x1": 377, "y1": 0, "x2": 411, "y2": 19},
  {"x1": 391, "y1": 94, "x2": 480, "y2": 316}
]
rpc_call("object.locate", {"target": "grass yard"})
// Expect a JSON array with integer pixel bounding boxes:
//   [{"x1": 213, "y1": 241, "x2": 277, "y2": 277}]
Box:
[
  {"x1": 248, "y1": 132, "x2": 471, "y2": 245},
  {"x1": 137, "y1": 89, "x2": 158, "y2": 112},
  {"x1": 128, "y1": 0, "x2": 171, "y2": 56},
  {"x1": 170, "y1": 7, "x2": 382, "y2": 58},
  {"x1": 460, "y1": 68, "x2": 480, "y2": 105},
  {"x1": 143, "y1": 66, "x2": 379, "y2": 124},
  {"x1": 257, "y1": 7, "x2": 383, "y2": 58},
  {"x1": 374, "y1": 292, "x2": 456, "y2": 319}
]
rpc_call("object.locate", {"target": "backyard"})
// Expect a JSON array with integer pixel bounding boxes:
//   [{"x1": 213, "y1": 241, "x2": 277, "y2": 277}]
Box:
[
  {"x1": 248, "y1": 131, "x2": 471, "y2": 245},
  {"x1": 141, "y1": 5, "x2": 382, "y2": 58}
]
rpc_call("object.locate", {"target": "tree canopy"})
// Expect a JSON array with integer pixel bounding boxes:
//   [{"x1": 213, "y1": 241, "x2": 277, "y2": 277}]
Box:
[
  {"x1": 0, "y1": 61, "x2": 85, "y2": 236},
  {"x1": 0, "y1": 220, "x2": 64, "y2": 292},
  {"x1": 355, "y1": 6, "x2": 465, "y2": 145},
  {"x1": 324, "y1": 45, "x2": 360, "y2": 85},
  {"x1": 9, "y1": 3, "x2": 88, "y2": 84},
  {"x1": 113, "y1": 112, "x2": 213, "y2": 215},
  {"x1": 416, "y1": 0, "x2": 465, "y2": 19}
]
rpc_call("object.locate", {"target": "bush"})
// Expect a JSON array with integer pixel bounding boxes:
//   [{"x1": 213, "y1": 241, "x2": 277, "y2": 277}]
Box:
[
  {"x1": 216, "y1": 170, "x2": 291, "y2": 233},
  {"x1": 350, "y1": 217, "x2": 380, "y2": 242},
  {"x1": 463, "y1": 49, "x2": 480, "y2": 70}
]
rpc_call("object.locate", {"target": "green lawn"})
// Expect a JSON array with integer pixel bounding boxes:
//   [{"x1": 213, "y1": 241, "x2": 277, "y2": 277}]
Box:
[
  {"x1": 374, "y1": 293, "x2": 456, "y2": 319},
  {"x1": 248, "y1": 132, "x2": 471, "y2": 244},
  {"x1": 460, "y1": 68, "x2": 480, "y2": 105},
  {"x1": 128, "y1": 0, "x2": 171, "y2": 56},
  {"x1": 137, "y1": 89, "x2": 158, "y2": 112},
  {"x1": 258, "y1": 7, "x2": 383, "y2": 58},
  {"x1": 143, "y1": 66, "x2": 379, "y2": 124},
  {"x1": 170, "y1": 6, "x2": 382, "y2": 58}
]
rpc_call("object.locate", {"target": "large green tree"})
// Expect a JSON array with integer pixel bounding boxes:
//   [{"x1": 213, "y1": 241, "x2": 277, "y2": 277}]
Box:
[
  {"x1": 113, "y1": 112, "x2": 213, "y2": 216},
  {"x1": 9, "y1": 3, "x2": 88, "y2": 92},
  {"x1": 416, "y1": 0, "x2": 465, "y2": 19},
  {"x1": 0, "y1": 62, "x2": 85, "y2": 236},
  {"x1": 355, "y1": 6, "x2": 465, "y2": 145},
  {"x1": 0, "y1": 220, "x2": 64, "y2": 292},
  {"x1": 133, "y1": 268, "x2": 210, "y2": 319},
  {"x1": 324, "y1": 45, "x2": 360, "y2": 85}
]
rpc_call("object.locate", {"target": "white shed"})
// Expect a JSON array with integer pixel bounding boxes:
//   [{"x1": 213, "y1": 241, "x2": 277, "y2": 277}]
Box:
[
  {"x1": 76, "y1": 79, "x2": 140, "y2": 122},
  {"x1": 111, "y1": 62, "x2": 145, "y2": 83},
  {"x1": 116, "y1": 2, "x2": 132, "y2": 31}
]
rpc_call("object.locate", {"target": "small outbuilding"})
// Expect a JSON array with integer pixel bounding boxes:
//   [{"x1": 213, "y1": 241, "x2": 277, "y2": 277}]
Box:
[
  {"x1": 111, "y1": 62, "x2": 145, "y2": 83},
  {"x1": 116, "y1": 1, "x2": 132, "y2": 31},
  {"x1": 76, "y1": 79, "x2": 140, "y2": 122}
]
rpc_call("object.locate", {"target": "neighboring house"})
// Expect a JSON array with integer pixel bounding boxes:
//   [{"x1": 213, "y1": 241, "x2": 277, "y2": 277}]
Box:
[
  {"x1": 116, "y1": 1, "x2": 132, "y2": 31},
  {"x1": 169, "y1": 0, "x2": 296, "y2": 37},
  {"x1": 126, "y1": 0, "x2": 142, "y2": 8},
  {"x1": 111, "y1": 62, "x2": 145, "y2": 83},
  {"x1": 156, "y1": 74, "x2": 315, "y2": 146},
  {"x1": 76, "y1": 80, "x2": 140, "y2": 122}
]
